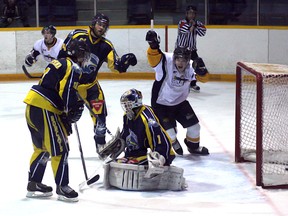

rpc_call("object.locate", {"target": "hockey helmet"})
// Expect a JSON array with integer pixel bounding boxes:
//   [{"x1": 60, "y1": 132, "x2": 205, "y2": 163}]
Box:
[
  {"x1": 91, "y1": 13, "x2": 110, "y2": 30},
  {"x1": 120, "y1": 89, "x2": 143, "y2": 120},
  {"x1": 67, "y1": 39, "x2": 91, "y2": 63},
  {"x1": 173, "y1": 46, "x2": 191, "y2": 62},
  {"x1": 186, "y1": 5, "x2": 197, "y2": 12},
  {"x1": 41, "y1": 25, "x2": 57, "y2": 37}
]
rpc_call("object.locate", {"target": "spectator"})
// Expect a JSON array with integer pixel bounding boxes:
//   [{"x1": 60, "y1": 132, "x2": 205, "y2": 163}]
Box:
[{"x1": 0, "y1": 0, "x2": 30, "y2": 27}]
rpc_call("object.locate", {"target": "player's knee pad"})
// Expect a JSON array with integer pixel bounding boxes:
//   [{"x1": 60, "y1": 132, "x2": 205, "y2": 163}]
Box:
[
  {"x1": 103, "y1": 162, "x2": 187, "y2": 191},
  {"x1": 186, "y1": 123, "x2": 200, "y2": 140}
]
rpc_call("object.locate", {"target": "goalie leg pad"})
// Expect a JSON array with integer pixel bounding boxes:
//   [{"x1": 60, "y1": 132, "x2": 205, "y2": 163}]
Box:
[
  {"x1": 97, "y1": 128, "x2": 125, "y2": 160},
  {"x1": 103, "y1": 162, "x2": 187, "y2": 191}
]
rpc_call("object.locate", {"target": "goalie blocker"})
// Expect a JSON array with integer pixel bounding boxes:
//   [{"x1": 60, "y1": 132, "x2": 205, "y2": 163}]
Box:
[
  {"x1": 97, "y1": 127, "x2": 126, "y2": 160},
  {"x1": 103, "y1": 162, "x2": 187, "y2": 191}
]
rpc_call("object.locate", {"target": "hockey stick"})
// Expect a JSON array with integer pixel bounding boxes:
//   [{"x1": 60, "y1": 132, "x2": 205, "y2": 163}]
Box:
[
  {"x1": 22, "y1": 65, "x2": 42, "y2": 79},
  {"x1": 76, "y1": 92, "x2": 113, "y2": 136},
  {"x1": 150, "y1": 0, "x2": 154, "y2": 30},
  {"x1": 79, "y1": 154, "x2": 115, "y2": 192},
  {"x1": 74, "y1": 123, "x2": 100, "y2": 189}
]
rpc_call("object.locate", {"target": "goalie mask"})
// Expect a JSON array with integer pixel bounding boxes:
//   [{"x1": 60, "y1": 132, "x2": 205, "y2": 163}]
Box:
[
  {"x1": 120, "y1": 89, "x2": 143, "y2": 120},
  {"x1": 173, "y1": 46, "x2": 191, "y2": 73}
]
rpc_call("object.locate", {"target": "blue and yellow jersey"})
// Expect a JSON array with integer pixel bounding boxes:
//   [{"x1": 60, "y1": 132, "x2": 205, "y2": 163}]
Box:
[
  {"x1": 23, "y1": 58, "x2": 82, "y2": 114},
  {"x1": 121, "y1": 105, "x2": 175, "y2": 165},
  {"x1": 58, "y1": 28, "x2": 120, "y2": 85}
]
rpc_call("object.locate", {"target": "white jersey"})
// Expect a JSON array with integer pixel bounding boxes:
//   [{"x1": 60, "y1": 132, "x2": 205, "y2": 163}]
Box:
[
  {"x1": 153, "y1": 52, "x2": 196, "y2": 106},
  {"x1": 33, "y1": 37, "x2": 63, "y2": 63}
]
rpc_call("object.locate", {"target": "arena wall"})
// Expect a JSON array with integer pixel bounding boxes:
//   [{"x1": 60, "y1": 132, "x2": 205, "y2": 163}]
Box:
[{"x1": 0, "y1": 25, "x2": 287, "y2": 81}]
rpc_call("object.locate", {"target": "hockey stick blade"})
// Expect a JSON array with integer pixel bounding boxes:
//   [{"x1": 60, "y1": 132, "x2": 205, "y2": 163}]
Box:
[
  {"x1": 22, "y1": 65, "x2": 42, "y2": 79},
  {"x1": 79, "y1": 174, "x2": 100, "y2": 191}
]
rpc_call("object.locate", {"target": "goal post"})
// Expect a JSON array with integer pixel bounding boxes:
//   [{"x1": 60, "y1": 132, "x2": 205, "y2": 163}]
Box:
[{"x1": 235, "y1": 61, "x2": 288, "y2": 188}]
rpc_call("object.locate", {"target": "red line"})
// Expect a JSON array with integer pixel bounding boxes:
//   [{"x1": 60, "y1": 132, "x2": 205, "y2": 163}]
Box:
[{"x1": 199, "y1": 117, "x2": 284, "y2": 216}]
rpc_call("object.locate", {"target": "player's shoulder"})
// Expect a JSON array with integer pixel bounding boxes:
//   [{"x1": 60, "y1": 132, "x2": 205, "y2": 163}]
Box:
[
  {"x1": 178, "y1": 19, "x2": 188, "y2": 25},
  {"x1": 101, "y1": 37, "x2": 115, "y2": 48},
  {"x1": 56, "y1": 37, "x2": 64, "y2": 43},
  {"x1": 48, "y1": 58, "x2": 68, "y2": 69},
  {"x1": 69, "y1": 29, "x2": 89, "y2": 38},
  {"x1": 165, "y1": 52, "x2": 173, "y2": 59},
  {"x1": 33, "y1": 38, "x2": 45, "y2": 49},
  {"x1": 142, "y1": 105, "x2": 156, "y2": 117}
]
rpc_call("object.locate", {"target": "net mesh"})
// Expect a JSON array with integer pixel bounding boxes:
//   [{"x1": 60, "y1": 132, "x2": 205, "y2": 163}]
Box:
[{"x1": 238, "y1": 62, "x2": 288, "y2": 186}]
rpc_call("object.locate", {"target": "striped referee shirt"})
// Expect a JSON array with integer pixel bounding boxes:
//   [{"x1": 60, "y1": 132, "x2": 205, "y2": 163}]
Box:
[{"x1": 176, "y1": 19, "x2": 206, "y2": 51}]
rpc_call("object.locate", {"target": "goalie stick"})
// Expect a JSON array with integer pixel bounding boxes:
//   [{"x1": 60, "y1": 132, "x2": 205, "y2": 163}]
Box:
[
  {"x1": 22, "y1": 65, "x2": 42, "y2": 79},
  {"x1": 74, "y1": 123, "x2": 100, "y2": 189}
]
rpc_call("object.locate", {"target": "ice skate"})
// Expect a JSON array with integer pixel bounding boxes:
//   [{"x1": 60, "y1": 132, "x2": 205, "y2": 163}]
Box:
[{"x1": 26, "y1": 181, "x2": 53, "y2": 198}]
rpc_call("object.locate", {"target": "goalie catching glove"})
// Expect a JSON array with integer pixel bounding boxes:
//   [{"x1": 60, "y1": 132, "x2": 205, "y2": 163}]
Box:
[{"x1": 145, "y1": 30, "x2": 160, "y2": 49}]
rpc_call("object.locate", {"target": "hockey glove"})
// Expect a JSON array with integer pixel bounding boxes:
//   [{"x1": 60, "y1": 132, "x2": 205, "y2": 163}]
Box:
[
  {"x1": 145, "y1": 30, "x2": 160, "y2": 49},
  {"x1": 116, "y1": 53, "x2": 137, "y2": 73},
  {"x1": 25, "y1": 54, "x2": 36, "y2": 67},
  {"x1": 192, "y1": 57, "x2": 208, "y2": 76},
  {"x1": 67, "y1": 100, "x2": 84, "y2": 123},
  {"x1": 60, "y1": 114, "x2": 72, "y2": 135}
]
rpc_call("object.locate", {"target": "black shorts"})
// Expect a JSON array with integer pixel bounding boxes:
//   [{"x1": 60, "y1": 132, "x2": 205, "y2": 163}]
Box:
[{"x1": 153, "y1": 100, "x2": 199, "y2": 130}]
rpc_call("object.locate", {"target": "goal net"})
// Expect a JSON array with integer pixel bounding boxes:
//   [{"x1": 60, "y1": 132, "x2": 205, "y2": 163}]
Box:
[{"x1": 235, "y1": 61, "x2": 288, "y2": 188}]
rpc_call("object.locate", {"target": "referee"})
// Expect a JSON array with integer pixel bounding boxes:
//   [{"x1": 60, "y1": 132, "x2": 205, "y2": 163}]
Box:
[{"x1": 176, "y1": 5, "x2": 207, "y2": 92}]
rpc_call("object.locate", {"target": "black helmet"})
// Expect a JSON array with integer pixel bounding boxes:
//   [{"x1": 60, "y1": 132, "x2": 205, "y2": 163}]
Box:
[
  {"x1": 173, "y1": 46, "x2": 191, "y2": 62},
  {"x1": 67, "y1": 39, "x2": 91, "y2": 62},
  {"x1": 186, "y1": 5, "x2": 197, "y2": 12},
  {"x1": 91, "y1": 12, "x2": 110, "y2": 29},
  {"x1": 41, "y1": 25, "x2": 57, "y2": 37}
]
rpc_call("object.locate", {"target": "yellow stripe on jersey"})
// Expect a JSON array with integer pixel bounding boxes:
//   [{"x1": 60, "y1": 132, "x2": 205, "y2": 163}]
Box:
[
  {"x1": 107, "y1": 50, "x2": 118, "y2": 72},
  {"x1": 25, "y1": 105, "x2": 38, "y2": 132},
  {"x1": 23, "y1": 90, "x2": 62, "y2": 114},
  {"x1": 138, "y1": 107, "x2": 154, "y2": 149},
  {"x1": 59, "y1": 59, "x2": 73, "y2": 99}
]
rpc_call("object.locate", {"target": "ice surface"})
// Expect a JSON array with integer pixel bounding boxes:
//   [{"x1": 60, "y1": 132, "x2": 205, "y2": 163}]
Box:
[{"x1": 0, "y1": 80, "x2": 286, "y2": 216}]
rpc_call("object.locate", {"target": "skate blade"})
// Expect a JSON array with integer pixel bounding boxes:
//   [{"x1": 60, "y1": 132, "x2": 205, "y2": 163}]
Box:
[
  {"x1": 57, "y1": 195, "x2": 79, "y2": 203},
  {"x1": 26, "y1": 191, "x2": 53, "y2": 198}
]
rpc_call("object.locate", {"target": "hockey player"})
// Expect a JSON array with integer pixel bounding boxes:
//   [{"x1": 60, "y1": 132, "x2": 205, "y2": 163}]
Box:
[
  {"x1": 146, "y1": 30, "x2": 209, "y2": 156},
  {"x1": 24, "y1": 25, "x2": 63, "y2": 68},
  {"x1": 102, "y1": 89, "x2": 186, "y2": 191},
  {"x1": 57, "y1": 13, "x2": 137, "y2": 158},
  {"x1": 118, "y1": 88, "x2": 175, "y2": 165},
  {"x1": 176, "y1": 5, "x2": 208, "y2": 92},
  {"x1": 24, "y1": 39, "x2": 91, "y2": 202}
]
